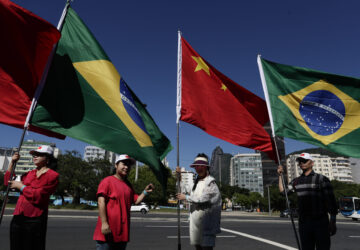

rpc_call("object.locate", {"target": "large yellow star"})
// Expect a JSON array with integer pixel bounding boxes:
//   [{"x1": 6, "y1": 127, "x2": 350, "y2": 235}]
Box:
[
  {"x1": 191, "y1": 56, "x2": 210, "y2": 76},
  {"x1": 221, "y1": 83, "x2": 227, "y2": 91}
]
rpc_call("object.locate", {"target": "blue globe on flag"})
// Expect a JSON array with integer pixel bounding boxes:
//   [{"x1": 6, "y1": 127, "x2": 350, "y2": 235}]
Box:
[{"x1": 299, "y1": 90, "x2": 345, "y2": 136}]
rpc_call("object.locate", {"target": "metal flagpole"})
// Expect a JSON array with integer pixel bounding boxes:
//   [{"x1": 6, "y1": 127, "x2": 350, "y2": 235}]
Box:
[
  {"x1": 175, "y1": 30, "x2": 183, "y2": 250},
  {"x1": 272, "y1": 135, "x2": 302, "y2": 250},
  {"x1": 176, "y1": 123, "x2": 181, "y2": 250},
  {"x1": 267, "y1": 185, "x2": 271, "y2": 216},
  {"x1": 0, "y1": 0, "x2": 72, "y2": 226},
  {"x1": 257, "y1": 55, "x2": 302, "y2": 250}
]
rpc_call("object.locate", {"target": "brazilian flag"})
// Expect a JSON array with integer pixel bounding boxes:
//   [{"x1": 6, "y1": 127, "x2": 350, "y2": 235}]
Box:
[
  {"x1": 30, "y1": 7, "x2": 172, "y2": 186},
  {"x1": 258, "y1": 57, "x2": 360, "y2": 158}
]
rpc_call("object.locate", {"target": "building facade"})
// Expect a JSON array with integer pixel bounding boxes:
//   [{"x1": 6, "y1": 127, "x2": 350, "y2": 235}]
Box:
[
  {"x1": 83, "y1": 145, "x2": 117, "y2": 164},
  {"x1": 0, "y1": 147, "x2": 15, "y2": 172},
  {"x1": 16, "y1": 140, "x2": 60, "y2": 175},
  {"x1": 286, "y1": 153, "x2": 353, "y2": 183},
  {"x1": 259, "y1": 124, "x2": 286, "y2": 187},
  {"x1": 210, "y1": 146, "x2": 232, "y2": 186},
  {"x1": 350, "y1": 158, "x2": 360, "y2": 184},
  {"x1": 179, "y1": 167, "x2": 195, "y2": 194},
  {"x1": 230, "y1": 153, "x2": 264, "y2": 194}
]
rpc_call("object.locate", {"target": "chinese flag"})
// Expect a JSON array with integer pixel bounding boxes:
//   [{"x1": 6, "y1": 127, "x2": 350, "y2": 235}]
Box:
[
  {"x1": 180, "y1": 37, "x2": 275, "y2": 157},
  {"x1": 0, "y1": 0, "x2": 63, "y2": 138}
]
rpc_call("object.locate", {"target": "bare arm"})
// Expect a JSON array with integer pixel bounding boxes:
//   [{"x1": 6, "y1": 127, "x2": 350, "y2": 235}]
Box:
[
  {"x1": 135, "y1": 183, "x2": 154, "y2": 204},
  {"x1": 8, "y1": 152, "x2": 20, "y2": 173},
  {"x1": 98, "y1": 196, "x2": 111, "y2": 235},
  {"x1": 277, "y1": 165, "x2": 285, "y2": 193},
  {"x1": 5, "y1": 152, "x2": 21, "y2": 187}
]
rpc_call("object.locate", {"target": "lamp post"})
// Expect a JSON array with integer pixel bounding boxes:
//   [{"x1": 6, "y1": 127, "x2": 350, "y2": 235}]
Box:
[
  {"x1": 218, "y1": 152, "x2": 222, "y2": 187},
  {"x1": 135, "y1": 161, "x2": 138, "y2": 182},
  {"x1": 267, "y1": 185, "x2": 271, "y2": 216}
]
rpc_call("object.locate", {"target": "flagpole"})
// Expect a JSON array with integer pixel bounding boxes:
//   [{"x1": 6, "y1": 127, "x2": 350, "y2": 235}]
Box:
[
  {"x1": 175, "y1": 30, "x2": 183, "y2": 250},
  {"x1": 257, "y1": 55, "x2": 302, "y2": 250},
  {"x1": 0, "y1": 0, "x2": 71, "y2": 226},
  {"x1": 24, "y1": 0, "x2": 71, "y2": 129}
]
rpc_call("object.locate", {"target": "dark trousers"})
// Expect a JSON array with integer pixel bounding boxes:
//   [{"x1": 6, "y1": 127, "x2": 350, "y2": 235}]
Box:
[
  {"x1": 96, "y1": 241, "x2": 128, "y2": 250},
  {"x1": 299, "y1": 215, "x2": 330, "y2": 250},
  {"x1": 10, "y1": 213, "x2": 48, "y2": 250}
]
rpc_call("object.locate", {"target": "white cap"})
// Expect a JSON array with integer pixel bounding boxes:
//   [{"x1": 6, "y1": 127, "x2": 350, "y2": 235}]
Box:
[
  {"x1": 29, "y1": 145, "x2": 54, "y2": 156},
  {"x1": 115, "y1": 154, "x2": 136, "y2": 165},
  {"x1": 296, "y1": 153, "x2": 313, "y2": 161}
]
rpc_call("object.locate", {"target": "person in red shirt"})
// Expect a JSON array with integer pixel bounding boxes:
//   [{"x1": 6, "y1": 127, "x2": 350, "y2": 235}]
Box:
[
  {"x1": 93, "y1": 154, "x2": 154, "y2": 250},
  {"x1": 4, "y1": 145, "x2": 59, "y2": 250}
]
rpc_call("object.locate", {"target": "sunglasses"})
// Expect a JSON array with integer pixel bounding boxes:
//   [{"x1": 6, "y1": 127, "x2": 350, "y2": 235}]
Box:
[
  {"x1": 297, "y1": 158, "x2": 309, "y2": 164},
  {"x1": 32, "y1": 153, "x2": 47, "y2": 157}
]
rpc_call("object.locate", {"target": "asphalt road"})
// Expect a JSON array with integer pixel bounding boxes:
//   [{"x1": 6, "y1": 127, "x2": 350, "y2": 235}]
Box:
[{"x1": 1, "y1": 209, "x2": 359, "y2": 249}]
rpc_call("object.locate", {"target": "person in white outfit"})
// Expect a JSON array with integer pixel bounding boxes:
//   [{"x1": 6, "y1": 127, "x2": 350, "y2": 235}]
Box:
[{"x1": 177, "y1": 153, "x2": 222, "y2": 250}]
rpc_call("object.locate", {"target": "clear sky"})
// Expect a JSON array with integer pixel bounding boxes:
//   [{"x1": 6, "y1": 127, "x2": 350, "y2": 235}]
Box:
[{"x1": 2, "y1": 0, "x2": 360, "y2": 170}]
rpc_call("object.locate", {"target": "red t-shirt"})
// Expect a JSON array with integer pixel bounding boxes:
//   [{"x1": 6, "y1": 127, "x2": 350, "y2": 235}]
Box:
[
  {"x1": 93, "y1": 176, "x2": 139, "y2": 243},
  {"x1": 4, "y1": 169, "x2": 59, "y2": 217}
]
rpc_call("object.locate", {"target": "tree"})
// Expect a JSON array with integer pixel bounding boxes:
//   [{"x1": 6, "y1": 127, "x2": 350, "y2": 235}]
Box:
[
  {"x1": 55, "y1": 151, "x2": 94, "y2": 204},
  {"x1": 127, "y1": 165, "x2": 176, "y2": 206},
  {"x1": 331, "y1": 180, "x2": 360, "y2": 202},
  {"x1": 233, "y1": 193, "x2": 250, "y2": 207},
  {"x1": 259, "y1": 184, "x2": 299, "y2": 212},
  {"x1": 220, "y1": 184, "x2": 249, "y2": 201},
  {"x1": 84, "y1": 158, "x2": 113, "y2": 201},
  {"x1": 0, "y1": 171, "x2": 5, "y2": 191},
  {"x1": 248, "y1": 192, "x2": 264, "y2": 210},
  {"x1": 0, "y1": 171, "x2": 5, "y2": 206}
]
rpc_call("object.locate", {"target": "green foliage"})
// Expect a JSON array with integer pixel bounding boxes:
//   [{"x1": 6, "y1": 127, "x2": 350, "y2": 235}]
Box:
[
  {"x1": 0, "y1": 171, "x2": 5, "y2": 191},
  {"x1": 331, "y1": 180, "x2": 360, "y2": 202},
  {"x1": 56, "y1": 151, "x2": 100, "y2": 204},
  {"x1": 263, "y1": 184, "x2": 297, "y2": 212},
  {"x1": 220, "y1": 184, "x2": 249, "y2": 201},
  {"x1": 0, "y1": 171, "x2": 5, "y2": 206},
  {"x1": 233, "y1": 193, "x2": 250, "y2": 207},
  {"x1": 83, "y1": 158, "x2": 113, "y2": 201},
  {"x1": 127, "y1": 165, "x2": 176, "y2": 205},
  {"x1": 54, "y1": 151, "x2": 175, "y2": 207}
]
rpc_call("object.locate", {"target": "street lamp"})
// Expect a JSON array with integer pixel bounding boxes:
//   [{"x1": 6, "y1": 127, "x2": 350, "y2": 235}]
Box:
[
  {"x1": 218, "y1": 152, "x2": 222, "y2": 187},
  {"x1": 267, "y1": 185, "x2": 271, "y2": 216}
]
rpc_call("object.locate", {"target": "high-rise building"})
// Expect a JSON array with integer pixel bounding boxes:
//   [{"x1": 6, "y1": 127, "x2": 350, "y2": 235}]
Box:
[
  {"x1": 179, "y1": 167, "x2": 195, "y2": 194},
  {"x1": 230, "y1": 153, "x2": 264, "y2": 194},
  {"x1": 16, "y1": 140, "x2": 60, "y2": 175},
  {"x1": 286, "y1": 153, "x2": 353, "y2": 183},
  {"x1": 210, "y1": 146, "x2": 232, "y2": 186},
  {"x1": 0, "y1": 147, "x2": 15, "y2": 172},
  {"x1": 350, "y1": 158, "x2": 360, "y2": 184},
  {"x1": 259, "y1": 124, "x2": 286, "y2": 187},
  {"x1": 83, "y1": 145, "x2": 117, "y2": 164}
]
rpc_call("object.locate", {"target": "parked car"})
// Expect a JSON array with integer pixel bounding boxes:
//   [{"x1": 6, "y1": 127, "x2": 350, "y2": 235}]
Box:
[
  {"x1": 131, "y1": 203, "x2": 149, "y2": 214},
  {"x1": 280, "y1": 208, "x2": 298, "y2": 218}
]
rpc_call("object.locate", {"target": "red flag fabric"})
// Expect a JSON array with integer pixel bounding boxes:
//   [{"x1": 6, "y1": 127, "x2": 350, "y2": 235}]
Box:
[
  {"x1": 0, "y1": 0, "x2": 64, "y2": 138},
  {"x1": 180, "y1": 37, "x2": 275, "y2": 156}
]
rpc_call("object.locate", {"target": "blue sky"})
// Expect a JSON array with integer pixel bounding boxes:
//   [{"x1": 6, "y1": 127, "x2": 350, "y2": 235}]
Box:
[{"x1": 2, "y1": 0, "x2": 360, "y2": 169}]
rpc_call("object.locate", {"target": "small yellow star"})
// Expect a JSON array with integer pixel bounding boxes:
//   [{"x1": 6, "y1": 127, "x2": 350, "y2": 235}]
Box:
[
  {"x1": 191, "y1": 56, "x2": 210, "y2": 76},
  {"x1": 221, "y1": 83, "x2": 227, "y2": 91}
]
